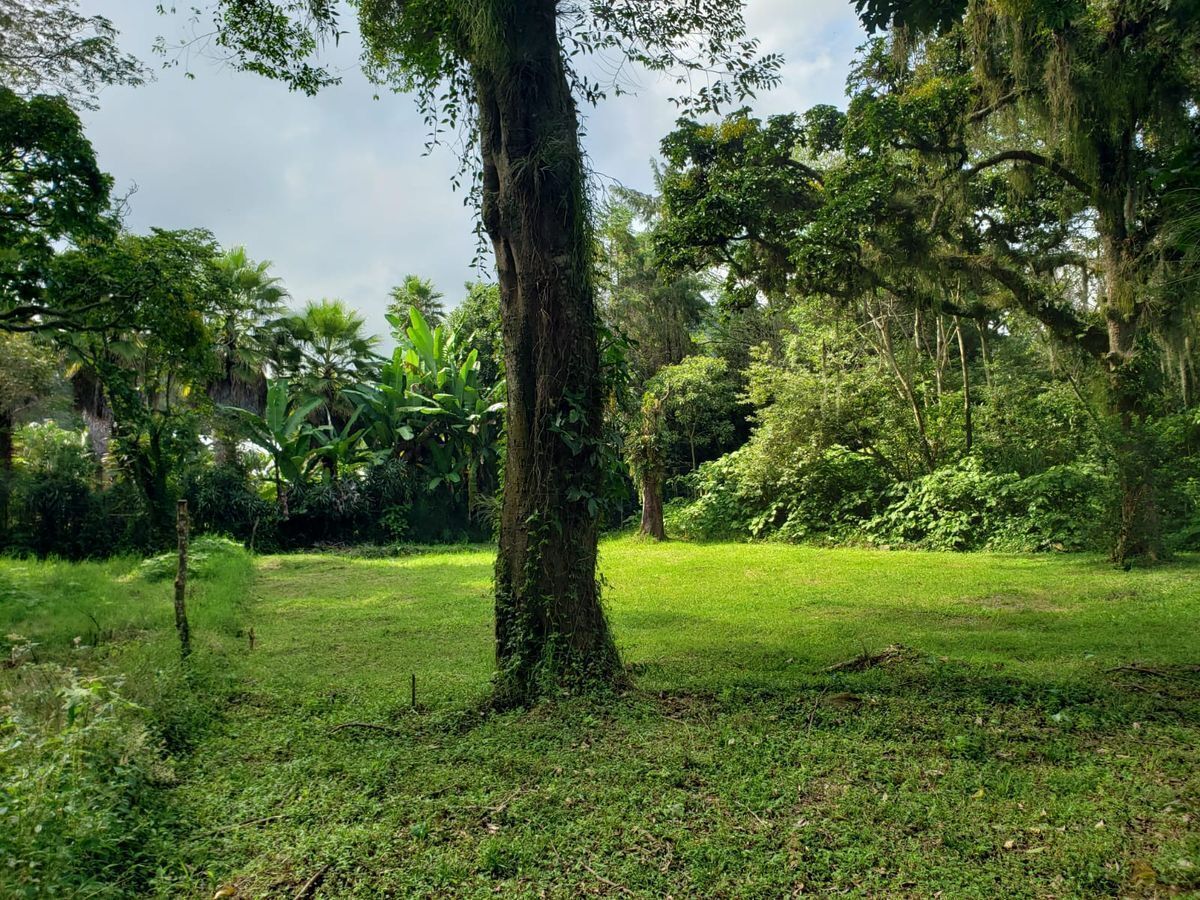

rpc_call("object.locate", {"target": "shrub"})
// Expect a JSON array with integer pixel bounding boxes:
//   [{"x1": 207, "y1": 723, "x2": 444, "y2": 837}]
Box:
[
  {"x1": 867, "y1": 459, "x2": 1114, "y2": 552},
  {"x1": 281, "y1": 479, "x2": 370, "y2": 547},
  {"x1": 994, "y1": 464, "x2": 1115, "y2": 552},
  {"x1": 664, "y1": 452, "x2": 755, "y2": 540},
  {"x1": 363, "y1": 458, "x2": 416, "y2": 542},
  {"x1": 185, "y1": 465, "x2": 278, "y2": 550},
  {"x1": 5, "y1": 424, "x2": 152, "y2": 560},
  {"x1": 866, "y1": 459, "x2": 1020, "y2": 551},
  {"x1": 665, "y1": 446, "x2": 887, "y2": 542},
  {"x1": 769, "y1": 447, "x2": 889, "y2": 542},
  {"x1": 137, "y1": 534, "x2": 247, "y2": 581},
  {"x1": 0, "y1": 659, "x2": 174, "y2": 897}
]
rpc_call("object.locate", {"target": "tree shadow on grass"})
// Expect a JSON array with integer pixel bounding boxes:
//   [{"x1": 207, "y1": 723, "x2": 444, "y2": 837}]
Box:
[{"x1": 637, "y1": 640, "x2": 1200, "y2": 743}]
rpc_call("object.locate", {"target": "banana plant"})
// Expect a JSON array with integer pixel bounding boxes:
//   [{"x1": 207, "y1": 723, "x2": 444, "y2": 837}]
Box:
[
  {"x1": 221, "y1": 379, "x2": 321, "y2": 515},
  {"x1": 342, "y1": 346, "x2": 415, "y2": 458},
  {"x1": 308, "y1": 407, "x2": 370, "y2": 482},
  {"x1": 360, "y1": 306, "x2": 504, "y2": 505}
]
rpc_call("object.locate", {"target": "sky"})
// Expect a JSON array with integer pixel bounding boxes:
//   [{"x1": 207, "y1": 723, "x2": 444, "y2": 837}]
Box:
[{"x1": 79, "y1": 1, "x2": 866, "y2": 340}]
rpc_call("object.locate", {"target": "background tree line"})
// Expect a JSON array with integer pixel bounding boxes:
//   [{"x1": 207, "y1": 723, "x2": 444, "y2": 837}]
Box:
[
  {"x1": 4, "y1": 1, "x2": 1198, "y2": 565},
  {"x1": 627, "y1": 2, "x2": 1200, "y2": 564},
  {"x1": 2, "y1": 0, "x2": 1197, "y2": 705}
]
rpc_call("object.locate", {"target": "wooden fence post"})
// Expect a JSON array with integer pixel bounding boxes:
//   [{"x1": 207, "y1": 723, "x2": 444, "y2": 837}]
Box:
[{"x1": 175, "y1": 499, "x2": 191, "y2": 658}]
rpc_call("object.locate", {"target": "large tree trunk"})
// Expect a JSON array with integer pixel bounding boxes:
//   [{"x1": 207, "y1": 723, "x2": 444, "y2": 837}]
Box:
[
  {"x1": 1105, "y1": 312, "x2": 1161, "y2": 563},
  {"x1": 475, "y1": 2, "x2": 621, "y2": 706},
  {"x1": 1098, "y1": 163, "x2": 1161, "y2": 564},
  {"x1": 639, "y1": 471, "x2": 666, "y2": 541}
]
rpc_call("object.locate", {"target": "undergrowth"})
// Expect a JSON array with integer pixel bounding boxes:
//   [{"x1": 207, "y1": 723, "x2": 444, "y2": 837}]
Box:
[{"x1": 0, "y1": 541, "x2": 253, "y2": 897}]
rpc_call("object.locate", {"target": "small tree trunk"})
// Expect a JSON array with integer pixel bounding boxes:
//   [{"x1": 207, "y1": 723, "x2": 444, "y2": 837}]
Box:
[
  {"x1": 639, "y1": 471, "x2": 666, "y2": 541},
  {"x1": 873, "y1": 307, "x2": 935, "y2": 471},
  {"x1": 174, "y1": 499, "x2": 191, "y2": 658},
  {"x1": 977, "y1": 319, "x2": 994, "y2": 388},
  {"x1": 275, "y1": 472, "x2": 290, "y2": 519},
  {"x1": 954, "y1": 317, "x2": 972, "y2": 454},
  {"x1": 1181, "y1": 335, "x2": 1192, "y2": 409},
  {"x1": 0, "y1": 411, "x2": 12, "y2": 541},
  {"x1": 476, "y1": 1, "x2": 621, "y2": 706}
]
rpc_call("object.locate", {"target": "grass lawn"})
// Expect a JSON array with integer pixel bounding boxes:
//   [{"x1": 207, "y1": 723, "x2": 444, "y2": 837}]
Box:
[{"x1": 5, "y1": 539, "x2": 1200, "y2": 897}]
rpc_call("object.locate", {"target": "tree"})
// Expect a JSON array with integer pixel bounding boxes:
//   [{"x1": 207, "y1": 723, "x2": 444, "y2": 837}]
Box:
[
  {"x1": 354, "y1": 306, "x2": 505, "y2": 510},
  {"x1": 659, "y1": 15, "x2": 1200, "y2": 562},
  {"x1": 205, "y1": 0, "x2": 779, "y2": 704},
  {"x1": 596, "y1": 190, "x2": 710, "y2": 386},
  {"x1": 0, "y1": 0, "x2": 147, "y2": 110},
  {"x1": 387, "y1": 274, "x2": 445, "y2": 327},
  {"x1": 224, "y1": 378, "x2": 321, "y2": 517},
  {"x1": 47, "y1": 229, "x2": 223, "y2": 542},
  {"x1": 0, "y1": 85, "x2": 115, "y2": 330},
  {"x1": 657, "y1": 110, "x2": 829, "y2": 307},
  {"x1": 650, "y1": 356, "x2": 739, "y2": 473},
  {"x1": 207, "y1": 246, "x2": 289, "y2": 463},
  {"x1": 626, "y1": 387, "x2": 670, "y2": 540},
  {"x1": 848, "y1": 2, "x2": 1200, "y2": 561},
  {"x1": 0, "y1": 332, "x2": 58, "y2": 533},
  {"x1": 445, "y1": 281, "x2": 503, "y2": 388},
  {"x1": 281, "y1": 299, "x2": 379, "y2": 427}
]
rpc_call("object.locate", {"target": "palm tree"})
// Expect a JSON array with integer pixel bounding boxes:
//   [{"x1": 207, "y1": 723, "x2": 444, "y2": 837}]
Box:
[
  {"x1": 208, "y1": 247, "x2": 290, "y2": 464},
  {"x1": 387, "y1": 274, "x2": 446, "y2": 327},
  {"x1": 287, "y1": 299, "x2": 380, "y2": 426}
]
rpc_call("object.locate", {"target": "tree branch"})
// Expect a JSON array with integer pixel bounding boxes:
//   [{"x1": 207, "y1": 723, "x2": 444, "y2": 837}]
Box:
[
  {"x1": 965, "y1": 150, "x2": 1094, "y2": 197},
  {"x1": 938, "y1": 253, "x2": 1109, "y2": 357}
]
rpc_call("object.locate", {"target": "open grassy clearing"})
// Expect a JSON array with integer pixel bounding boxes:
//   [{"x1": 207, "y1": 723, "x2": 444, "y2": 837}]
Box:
[
  {"x1": 136, "y1": 540, "x2": 1200, "y2": 899},
  {"x1": 2, "y1": 539, "x2": 1198, "y2": 897}
]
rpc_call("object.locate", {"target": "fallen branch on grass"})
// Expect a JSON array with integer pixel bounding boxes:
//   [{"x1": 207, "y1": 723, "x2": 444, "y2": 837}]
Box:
[
  {"x1": 1108, "y1": 663, "x2": 1200, "y2": 678},
  {"x1": 581, "y1": 862, "x2": 634, "y2": 895},
  {"x1": 826, "y1": 644, "x2": 914, "y2": 673},
  {"x1": 1108, "y1": 664, "x2": 1169, "y2": 677},
  {"x1": 292, "y1": 863, "x2": 331, "y2": 899},
  {"x1": 328, "y1": 721, "x2": 404, "y2": 736}
]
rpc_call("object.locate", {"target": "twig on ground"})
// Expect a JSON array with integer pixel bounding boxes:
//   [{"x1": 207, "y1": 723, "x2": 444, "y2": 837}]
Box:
[
  {"x1": 581, "y1": 862, "x2": 634, "y2": 895},
  {"x1": 328, "y1": 721, "x2": 403, "y2": 736},
  {"x1": 826, "y1": 643, "x2": 912, "y2": 673},
  {"x1": 1108, "y1": 664, "x2": 1170, "y2": 677},
  {"x1": 738, "y1": 800, "x2": 769, "y2": 829},
  {"x1": 805, "y1": 686, "x2": 830, "y2": 733},
  {"x1": 292, "y1": 862, "x2": 331, "y2": 899},
  {"x1": 210, "y1": 814, "x2": 285, "y2": 834}
]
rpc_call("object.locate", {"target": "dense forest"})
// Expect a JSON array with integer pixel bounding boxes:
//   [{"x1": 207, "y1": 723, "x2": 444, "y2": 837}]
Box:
[{"x1": 3, "y1": 2, "x2": 1197, "y2": 567}]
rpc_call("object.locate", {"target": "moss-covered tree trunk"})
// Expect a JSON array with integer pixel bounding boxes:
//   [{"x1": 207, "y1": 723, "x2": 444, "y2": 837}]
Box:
[
  {"x1": 1104, "y1": 308, "x2": 1161, "y2": 564},
  {"x1": 475, "y1": 1, "x2": 621, "y2": 705},
  {"x1": 0, "y1": 410, "x2": 12, "y2": 540},
  {"x1": 1097, "y1": 145, "x2": 1161, "y2": 564},
  {"x1": 639, "y1": 471, "x2": 666, "y2": 541}
]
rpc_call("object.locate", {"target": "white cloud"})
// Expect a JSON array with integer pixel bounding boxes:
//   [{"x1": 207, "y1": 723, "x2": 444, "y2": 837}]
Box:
[{"x1": 77, "y1": 1, "x2": 865, "y2": 341}]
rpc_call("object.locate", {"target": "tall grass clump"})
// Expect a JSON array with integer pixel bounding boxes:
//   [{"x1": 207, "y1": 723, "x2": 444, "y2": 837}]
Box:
[{"x1": 0, "y1": 538, "x2": 254, "y2": 896}]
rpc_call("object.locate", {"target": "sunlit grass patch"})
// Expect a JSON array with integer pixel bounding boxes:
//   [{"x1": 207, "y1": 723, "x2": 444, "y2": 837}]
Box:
[{"x1": 148, "y1": 540, "x2": 1198, "y2": 897}]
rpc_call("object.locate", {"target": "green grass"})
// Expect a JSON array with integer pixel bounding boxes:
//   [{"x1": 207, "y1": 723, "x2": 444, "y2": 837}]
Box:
[
  {"x1": 0, "y1": 539, "x2": 255, "y2": 896},
  {"x1": 0, "y1": 540, "x2": 252, "y2": 655},
  {"x1": 4, "y1": 540, "x2": 1199, "y2": 897}
]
